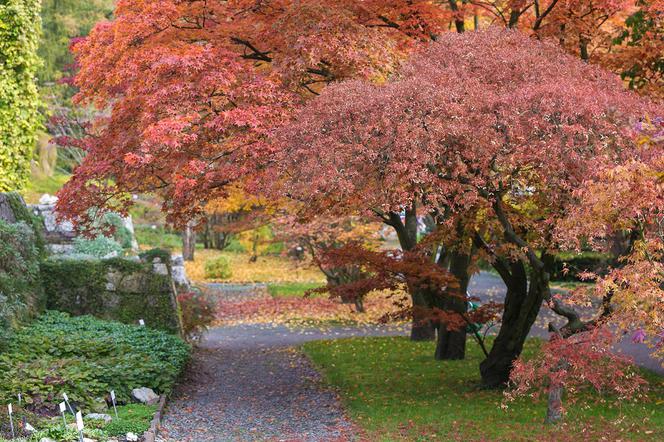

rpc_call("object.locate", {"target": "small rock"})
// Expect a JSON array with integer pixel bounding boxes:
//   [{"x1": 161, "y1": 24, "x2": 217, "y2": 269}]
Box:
[
  {"x1": 39, "y1": 438, "x2": 56, "y2": 442},
  {"x1": 153, "y1": 262, "x2": 168, "y2": 275},
  {"x1": 126, "y1": 432, "x2": 139, "y2": 441},
  {"x1": 25, "y1": 422, "x2": 36, "y2": 432},
  {"x1": 39, "y1": 194, "x2": 58, "y2": 205},
  {"x1": 132, "y1": 387, "x2": 159, "y2": 404},
  {"x1": 86, "y1": 413, "x2": 112, "y2": 424},
  {"x1": 83, "y1": 439, "x2": 97, "y2": 442}
]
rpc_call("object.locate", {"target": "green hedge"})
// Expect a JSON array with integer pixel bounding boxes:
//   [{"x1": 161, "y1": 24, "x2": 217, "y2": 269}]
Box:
[
  {"x1": 0, "y1": 311, "x2": 189, "y2": 413},
  {"x1": 0, "y1": 0, "x2": 42, "y2": 191}
]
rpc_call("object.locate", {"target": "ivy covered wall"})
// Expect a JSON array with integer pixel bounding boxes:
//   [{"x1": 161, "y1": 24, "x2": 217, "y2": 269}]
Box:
[{"x1": 0, "y1": 0, "x2": 43, "y2": 191}]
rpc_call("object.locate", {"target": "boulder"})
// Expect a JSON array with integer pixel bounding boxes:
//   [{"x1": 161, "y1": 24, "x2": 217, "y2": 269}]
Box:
[{"x1": 132, "y1": 387, "x2": 159, "y2": 405}]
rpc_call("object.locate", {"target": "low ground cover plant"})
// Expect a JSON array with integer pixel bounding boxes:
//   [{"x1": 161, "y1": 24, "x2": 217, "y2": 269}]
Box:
[{"x1": 0, "y1": 311, "x2": 189, "y2": 414}]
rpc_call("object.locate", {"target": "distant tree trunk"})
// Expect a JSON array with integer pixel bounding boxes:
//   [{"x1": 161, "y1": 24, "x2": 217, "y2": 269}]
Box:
[
  {"x1": 387, "y1": 202, "x2": 436, "y2": 341},
  {"x1": 202, "y1": 219, "x2": 211, "y2": 249},
  {"x1": 435, "y1": 250, "x2": 471, "y2": 360},
  {"x1": 183, "y1": 221, "x2": 196, "y2": 261}
]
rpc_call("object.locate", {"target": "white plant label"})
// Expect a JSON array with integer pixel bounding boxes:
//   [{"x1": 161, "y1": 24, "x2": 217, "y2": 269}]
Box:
[
  {"x1": 63, "y1": 392, "x2": 69, "y2": 401},
  {"x1": 76, "y1": 411, "x2": 84, "y2": 431},
  {"x1": 110, "y1": 389, "x2": 118, "y2": 418},
  {"x1": 8, "y1": 404, "x2": 14, "y2": 439},
  {"x1": 59, "y1": 401, "x2": 66, "y2": 413},
  {"x1": 17, "y1": 393, "x2": 21, "y2": 405},
  {"x1": 139, "y1": 319, "x2": 145, "y2": 326}
]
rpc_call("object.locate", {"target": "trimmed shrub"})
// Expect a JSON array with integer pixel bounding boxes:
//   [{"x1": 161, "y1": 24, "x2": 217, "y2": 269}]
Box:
[
  {"x1": 41, "y1": 255, "x2": 181, "y2": 333},
  {"x1": 204, "y1": 255, "x2": 232, "y2": 280}
]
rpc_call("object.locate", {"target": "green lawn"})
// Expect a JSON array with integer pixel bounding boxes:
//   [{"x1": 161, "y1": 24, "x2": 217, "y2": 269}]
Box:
[
  {"x1": 302, "y1": 337, "x2": 664, "y2": 441},
  {"x1": 267, "y1": 281, "x2": 325, "y2": 298}
]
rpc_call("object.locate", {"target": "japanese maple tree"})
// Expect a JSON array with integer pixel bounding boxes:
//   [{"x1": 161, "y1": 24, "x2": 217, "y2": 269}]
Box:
[{"x1": 276, "y1": 28, "x2": 661, "y2": 386}]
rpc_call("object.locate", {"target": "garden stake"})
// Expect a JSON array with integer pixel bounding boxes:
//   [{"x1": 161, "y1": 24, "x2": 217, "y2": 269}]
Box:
[
  {"x1": 63, "y1": 392, "x2": 75, "y2": 416},
  {"x1": 76, "y1": 411, "x2": 85, "y2": 442},
  {"x1": 110, "y1": 390, "x2": 118, "y2": 418},
  {"x1": 8, "y1": 403, "x2": 15, "y2": 439},
  {"x1": 59, "y1": 402, "x2": 67, "y2": 428}
]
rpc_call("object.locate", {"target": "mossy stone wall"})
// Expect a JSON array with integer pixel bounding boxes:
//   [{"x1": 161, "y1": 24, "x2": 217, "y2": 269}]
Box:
[{"x1": 41, "y1": 255, "x2": 183, "y2": 334}]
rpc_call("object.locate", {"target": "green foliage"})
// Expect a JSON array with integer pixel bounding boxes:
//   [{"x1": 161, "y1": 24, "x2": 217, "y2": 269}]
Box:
[
  {"x1": 0, "y1": 311, "x2": 189, "y2": 412},
  {"x1": 4, "y1": 192, "x2": 46, "y2": 254},
  {"x1": 41, "y1": 256, "x2": 180, "y2": 333},
  {"x1": 103, "y1": 403, "x2": 156, "y2": 436},
  {"x1": 98, "y1": 212, "x2": 133, "y2": 249},
  {"x1": 0, "y1": 219, "x2": 44, "y2": 348},
  {"x1": 135, "y1": 225, "x2": 182, "y2": 250},
  {"x1": 72, "y1": 235, "x2": 123, "y2": 258},
  {"x1": 204, "y1": 255, "x2": 232, "y2": 280},
  {"x1": 0, "y1": 0, "x2": 43, "y2": 191},
  {"x1": 38, "y1": 0, "x2": 114, "y2": 85},
  {"x1": 221, "y1": 236, "x2": 247, "y2": 253},
  {"x1": 303, "y1": 337, "x2": 664, "y2": 441},
  {"x1": 29, "y1": 425, "x2": 105, "y2": 442}
]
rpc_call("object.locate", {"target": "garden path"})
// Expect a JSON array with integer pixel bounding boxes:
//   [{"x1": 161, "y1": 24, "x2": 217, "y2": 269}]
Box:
[{"x1": 157, "y1": 284, "x2": 404, "y2": 442}]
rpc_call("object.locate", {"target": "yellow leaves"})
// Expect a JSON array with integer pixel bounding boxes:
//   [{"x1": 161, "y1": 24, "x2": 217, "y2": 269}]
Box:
[{"x1": 205, "y1": 184, "x2": 265, "y2": 214}]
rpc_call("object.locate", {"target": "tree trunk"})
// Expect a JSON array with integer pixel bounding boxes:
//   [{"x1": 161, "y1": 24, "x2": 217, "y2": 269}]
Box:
[
  {"x1": 386, "y1": 201, "x2": 436, "y2": 341},
  {"x1": 435, "y1": 251, "x2": 471, "y2": 360},
  {"x1": 411, "y1": 289, "x2": 436, "y2": 341},
  {"x1": 182, "y1": 221, "x2": 196, "y2": 262},
  {"x1": 479, "y1": 262, "x2": 545, "y2": 388}
]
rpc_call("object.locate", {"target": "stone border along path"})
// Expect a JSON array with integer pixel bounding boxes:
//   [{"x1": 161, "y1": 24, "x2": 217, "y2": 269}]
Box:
[{"x1": 158, "y1": 274, "x2": 662, "y2": 442}]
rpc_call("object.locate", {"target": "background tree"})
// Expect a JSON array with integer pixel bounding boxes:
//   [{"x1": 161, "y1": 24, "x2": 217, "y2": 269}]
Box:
[
  {"x1": 0, "y1": 0, "x2": 42, "y2": 191},
  {"x1": 274, "y1": 214, "x2": 382, "y2": 312}
]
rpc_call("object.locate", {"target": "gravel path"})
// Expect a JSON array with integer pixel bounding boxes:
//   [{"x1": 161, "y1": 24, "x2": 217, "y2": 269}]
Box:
[{"x1": 158, "y1": 320, "x2": 404, "y2": 441}]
